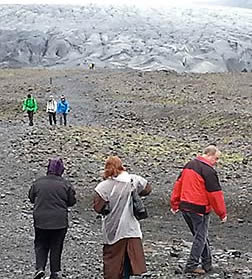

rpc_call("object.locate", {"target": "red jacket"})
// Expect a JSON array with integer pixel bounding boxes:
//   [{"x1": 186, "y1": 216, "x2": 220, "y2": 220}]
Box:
[{"x1": 170, "y1": 156, "x2": 226, "y2": 219}]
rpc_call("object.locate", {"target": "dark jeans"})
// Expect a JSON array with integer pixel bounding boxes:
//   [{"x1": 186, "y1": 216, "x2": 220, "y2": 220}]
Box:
[
  {"x1": 27, "y1": 111, "x2": 34, "y2": 126},
  {"x1": 182, "y1": 211, "x2": 212, "y2": 271},
  {"x1": 123, "y1": 253, "x2": 132, "y2": 279},
  {"x1": 59, "y1": 113, "x2": 67, "y2": 126},
  {"x1": 34, "y1": 227, "x2": 67, "y2": 274},
  {"x1": 48, "y1": 112, "x2": 57, "y2": 125}
]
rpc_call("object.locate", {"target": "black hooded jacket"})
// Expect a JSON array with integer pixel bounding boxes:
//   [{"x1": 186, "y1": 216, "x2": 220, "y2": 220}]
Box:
[{"x1": 28, "y1": 158, "x2": 76, "y2": 229}]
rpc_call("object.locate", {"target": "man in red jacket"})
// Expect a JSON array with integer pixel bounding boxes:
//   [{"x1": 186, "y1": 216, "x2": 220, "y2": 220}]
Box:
[{"x1": 170, "y1": 145, "x2": 227, "y2": 275}]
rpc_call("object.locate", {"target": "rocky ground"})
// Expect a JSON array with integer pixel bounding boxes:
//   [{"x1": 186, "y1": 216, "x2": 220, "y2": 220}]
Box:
[{"x1": 0, "y1": 68, "x2": 251, "y2": 279}]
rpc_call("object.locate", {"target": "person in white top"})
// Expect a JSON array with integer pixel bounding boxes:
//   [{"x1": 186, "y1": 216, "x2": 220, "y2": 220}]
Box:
[
  {"x1": 93, "y1": 155, "x2": 152, "y2": 279},
  {"x1": 46, "y1": 95, "x2": 57, "y2": 125}
]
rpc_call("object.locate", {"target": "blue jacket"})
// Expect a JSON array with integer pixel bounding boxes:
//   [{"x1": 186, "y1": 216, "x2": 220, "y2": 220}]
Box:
[{"x1": 57, "y1": 100, "x2": 69, "y2": 114}]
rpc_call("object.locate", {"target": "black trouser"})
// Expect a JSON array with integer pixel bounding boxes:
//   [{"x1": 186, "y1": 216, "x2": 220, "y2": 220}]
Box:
[
  {"x1": 34, "y1": 227, "x2": 67, "y2": 274},
  {"x1": 27, "y1": 111, "x2": 34, "y2": 126},
  {"x1": 59, "y1": 113, "x2": 67, "y2": 126},
  {"x1": 48, "y1": 112, "x2": 57, "y2": 125}
]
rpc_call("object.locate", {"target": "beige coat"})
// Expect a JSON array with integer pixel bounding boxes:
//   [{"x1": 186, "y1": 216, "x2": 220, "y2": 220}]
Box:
[{"x1": 94, "y1": 172, "x2": 152, "y2": 278}]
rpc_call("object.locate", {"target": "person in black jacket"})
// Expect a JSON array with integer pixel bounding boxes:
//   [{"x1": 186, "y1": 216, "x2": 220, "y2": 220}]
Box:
[{"x1": 28, "y1": 158, "x2": 76, "y2": 279}]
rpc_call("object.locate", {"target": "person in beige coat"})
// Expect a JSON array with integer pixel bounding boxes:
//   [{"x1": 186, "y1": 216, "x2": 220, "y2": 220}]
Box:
[
  {"x1": 46, "y1": 95, "x2": 57, "y2": 125},
  {"x1": 93, "y1": 156, "x2": 152, "y2": 279}
]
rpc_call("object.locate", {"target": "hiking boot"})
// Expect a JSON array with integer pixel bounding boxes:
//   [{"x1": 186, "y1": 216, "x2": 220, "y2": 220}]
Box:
[
  {"x1": 202, "y1": 265, "x2": 213, "y2": 272},
  {"x1": 34, "y1": 270, "x2": 45, "y2": 279},
  {"x1": 185, "y1": 267, "x2": 206, "y2": 274}
]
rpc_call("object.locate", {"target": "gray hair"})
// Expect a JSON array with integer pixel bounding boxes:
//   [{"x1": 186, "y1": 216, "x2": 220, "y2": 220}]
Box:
[{"x1": 203, "y1": 145, "x2": 221, "y2": 156}]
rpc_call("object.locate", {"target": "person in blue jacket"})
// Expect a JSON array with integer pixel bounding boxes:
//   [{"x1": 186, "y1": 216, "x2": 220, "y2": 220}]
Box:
[{"x1": 57, "y1": 95, "x2": 70, "y2": 126}]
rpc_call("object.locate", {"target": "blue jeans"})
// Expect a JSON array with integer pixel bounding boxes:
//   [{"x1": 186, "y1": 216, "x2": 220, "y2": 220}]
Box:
[
  {"x1": 59, "y1": 113, "x2": 67, "y2": 126},
  {"x1": 182, "y1": 211, "x2": 212, "y2": 271}
]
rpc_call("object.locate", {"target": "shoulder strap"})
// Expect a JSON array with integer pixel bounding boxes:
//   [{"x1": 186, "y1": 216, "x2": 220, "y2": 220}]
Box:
[
  {"x1": 109, "y1": 183, "x2": 117, "y2": 198},
  {"x1": 130, "y1": 178, "x2": 135, "y2": 191}
]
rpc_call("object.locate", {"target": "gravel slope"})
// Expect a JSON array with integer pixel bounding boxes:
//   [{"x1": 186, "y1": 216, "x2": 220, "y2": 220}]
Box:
[{"x1": 0, "y1": 68, "x2": 251, "y2": 278}]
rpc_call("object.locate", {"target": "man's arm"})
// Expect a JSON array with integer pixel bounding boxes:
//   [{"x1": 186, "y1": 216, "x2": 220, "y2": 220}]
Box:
[
  {"x1": 139, "y1": 183, "x2": 152, "y2": 196},
  {"x1": 170, "y1": 172, "x2": 183, "y2": 211},
  {"x1": 22, "y1": 100, "x2": 27, "y2": 111},
  {"x1": 207, "y1": 190, "x2": 226, "y2": 220},
  {"x1": 54, "y1": 101, "x2": 57, "y2": 112},
  {"x1": 205, "y1": 172, "x2": 227, "y2": 220},
  {"x1": 33, "y1": 98, "x2": 38, "y2": 112},
  {"x1": 93, "y1": 192, "x2": 106, "y2": 214},
  {"x1": 28, "y1": 184, "x2": 36, "y2": 204},
  {"x1": 66, "y1": 101, "x2": 70, "y2": 113}
]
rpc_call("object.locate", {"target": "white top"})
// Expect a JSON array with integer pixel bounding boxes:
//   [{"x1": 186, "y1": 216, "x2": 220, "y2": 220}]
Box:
[
  {"x1": 95, "y1": 171, "x2": 148, "y2": 245},
  {"x1": 46, "y1": 99, "x2": 57, "y2": 113}
]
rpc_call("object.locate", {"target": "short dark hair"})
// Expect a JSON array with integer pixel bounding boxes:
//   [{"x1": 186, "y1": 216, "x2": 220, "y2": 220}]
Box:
[{"x1": 27, "y1": 94, "x2": 31, "y2": 98}]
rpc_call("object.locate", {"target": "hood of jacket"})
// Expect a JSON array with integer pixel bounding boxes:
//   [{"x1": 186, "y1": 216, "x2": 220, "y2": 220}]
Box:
[{"x1": 47, "y1": 158, "x2": 64, "y2": 176}]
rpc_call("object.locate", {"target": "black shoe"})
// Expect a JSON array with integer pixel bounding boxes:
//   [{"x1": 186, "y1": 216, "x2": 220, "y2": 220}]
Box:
[
  {"x1": 50, "y1": 272, "x2": 62, "y2": 279},
  {"x1": 202, "y1": 265, "x2": 213, "y2": 272},
  {"x1": 34, "y1": 270, "x2": 45, "y2": 279}
]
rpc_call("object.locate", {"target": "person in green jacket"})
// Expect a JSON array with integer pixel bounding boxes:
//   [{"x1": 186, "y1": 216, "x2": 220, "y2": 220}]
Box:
[{"x1": 23, "y1": 94, "x2": 38, "y2": 126}]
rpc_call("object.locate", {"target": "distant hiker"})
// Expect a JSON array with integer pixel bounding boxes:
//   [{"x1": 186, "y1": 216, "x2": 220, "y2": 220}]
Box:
[
  {"x1": 23, "y1": 94, "x2": 38, "y2": 126},
  {"x1": 57, "y1": 95, "x2": 69, "y2": 126},
  {"x1": 170, "y1": 145, "x2": 227, "y2": 275},
  {"x1": 28, "y1": 158, "x2": 76, "y2": 279},
  {"x1": 89, "y1": 63, "x2": 95, "y2": 70},
  {"x1": 93, "y1": 156, "x2": 152, "y2": 279},
  {"x1": 46, "y1": 95, "x2": 57, "y2": 125}
]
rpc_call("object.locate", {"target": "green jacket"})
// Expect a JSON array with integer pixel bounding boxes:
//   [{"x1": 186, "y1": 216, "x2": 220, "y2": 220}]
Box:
[{"x1": 23, "y1": 97, "x2": 38, "y2": 112}]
